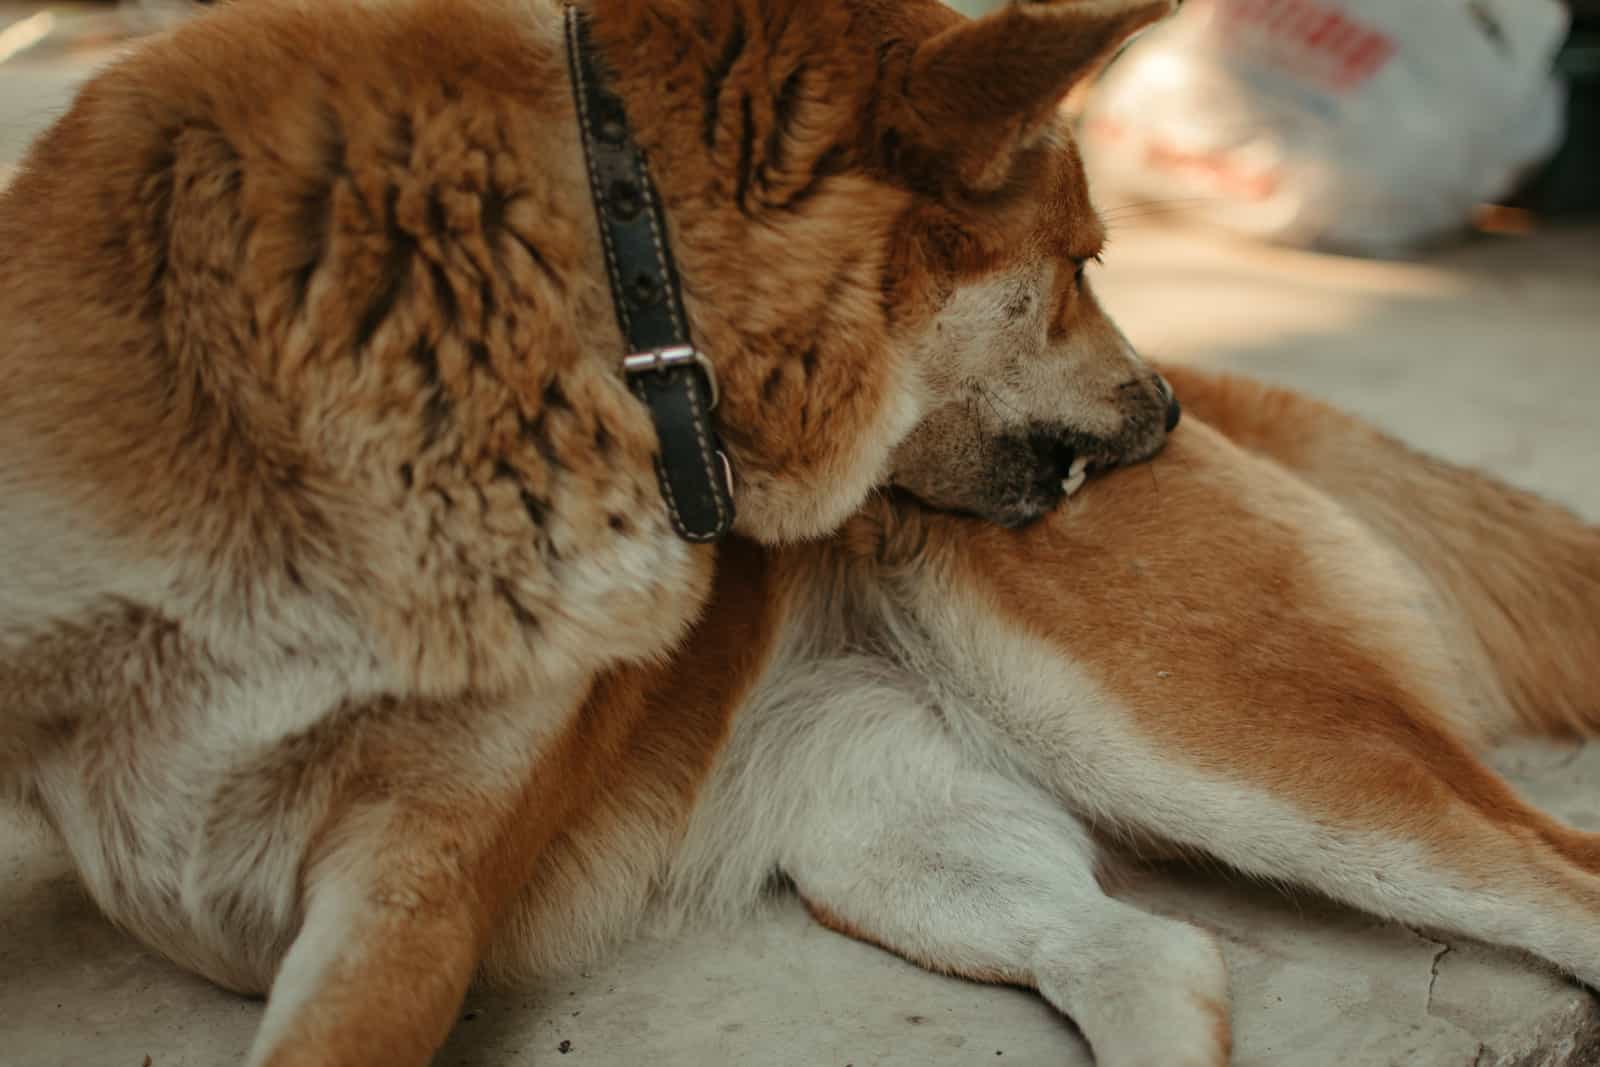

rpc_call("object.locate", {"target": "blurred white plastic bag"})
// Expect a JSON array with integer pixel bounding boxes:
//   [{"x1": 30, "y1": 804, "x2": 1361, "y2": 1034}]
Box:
[{"x1": 1079, "y1": 0, "x2": 1570, "y2": 255}]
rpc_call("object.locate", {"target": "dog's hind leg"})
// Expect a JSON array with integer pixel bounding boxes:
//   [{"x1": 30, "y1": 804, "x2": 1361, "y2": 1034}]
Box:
[
  {"x1": 762, "y1": 674, "x2": 1231, "y2": 1067},
  {"x1": 995, "y1": 651, "x2": 1600, "y2": 993},
  {"x1": 1129, "y1": 738, "x2": 1600, "y2": 991}
]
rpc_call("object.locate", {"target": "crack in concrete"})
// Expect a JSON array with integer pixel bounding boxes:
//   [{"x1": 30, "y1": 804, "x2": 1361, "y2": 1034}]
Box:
[
  {"x1": 1549, "y1": 745, "x2": 1586, "y2": 772},
  {"x1": 1425, "y1": 937, "x2": 1452, "y2": 1018}
]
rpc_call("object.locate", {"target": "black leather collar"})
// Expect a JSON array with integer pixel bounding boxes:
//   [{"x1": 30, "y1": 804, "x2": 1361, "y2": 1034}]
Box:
[{"x1": 564, "y1": 5, "x2": 736, "y2": 543}]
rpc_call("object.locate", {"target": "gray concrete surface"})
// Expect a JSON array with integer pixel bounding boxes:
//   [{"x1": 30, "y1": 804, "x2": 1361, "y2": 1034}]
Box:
[{"x1": 2, "y1": 9, "x2": 1598, "y2": 1066}]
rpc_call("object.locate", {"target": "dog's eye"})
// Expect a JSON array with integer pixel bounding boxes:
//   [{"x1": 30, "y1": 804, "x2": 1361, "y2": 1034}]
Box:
[{"x1": 1072, "y1": 253, "x2": 1104, "y2": 284}]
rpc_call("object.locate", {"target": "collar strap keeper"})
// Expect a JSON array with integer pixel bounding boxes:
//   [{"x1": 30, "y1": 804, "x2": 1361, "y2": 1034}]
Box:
[{"x1": 565, "y1": 6, "x2": 736, "y2": 543}]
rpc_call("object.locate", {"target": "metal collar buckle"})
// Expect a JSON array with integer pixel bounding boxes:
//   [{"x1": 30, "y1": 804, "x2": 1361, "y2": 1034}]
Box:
[
  {"x1": 622, "y1": 345, "x2": 734, "y2": 497},
  {"x1": 621, "y1": 345, "x2": 719, "y2": 411}
]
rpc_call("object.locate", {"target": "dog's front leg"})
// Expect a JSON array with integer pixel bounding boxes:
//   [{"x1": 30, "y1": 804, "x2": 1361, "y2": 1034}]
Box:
[
  {"x1": 767, "y1": 689, "x2": 1231, "y2": 1067},
  {"x1": 239, "y1": 680, "x2": 597, "y2": 1067},
  {"x1": 248, "y1": 862, "x2": 483, "y2": 1067}
]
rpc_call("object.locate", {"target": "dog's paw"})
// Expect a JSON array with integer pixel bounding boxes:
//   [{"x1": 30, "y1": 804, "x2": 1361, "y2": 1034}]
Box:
[{"x1": 1034, "y1": 913, "x2": 1231, "y2": 1067}]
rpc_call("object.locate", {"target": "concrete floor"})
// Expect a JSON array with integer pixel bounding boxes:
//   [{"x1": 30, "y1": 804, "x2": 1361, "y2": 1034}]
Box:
[{"x1": 2, "y1": 8, "x2": 1599, "y2": 1065}]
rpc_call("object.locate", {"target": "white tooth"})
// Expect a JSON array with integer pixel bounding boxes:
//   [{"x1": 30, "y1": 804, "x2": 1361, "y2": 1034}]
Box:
[
  {"x1": 1062, "y1": 471, "x2": 1087, "y2": 497},
  {"x1": 1069, "y1": 456, "x2": 1088, "y2": 479}
]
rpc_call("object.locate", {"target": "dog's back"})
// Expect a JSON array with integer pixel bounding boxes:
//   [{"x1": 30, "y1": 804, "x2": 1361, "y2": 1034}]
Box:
[
  {"x1": 1160, "y1": 364, "x2": 1600, "y2": 740},
  {"x1": 0, "y1": 0, "x2": 703, "y2": 707}
]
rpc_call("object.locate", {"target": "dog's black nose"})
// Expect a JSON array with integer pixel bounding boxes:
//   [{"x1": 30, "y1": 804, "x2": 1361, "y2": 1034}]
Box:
[{"x1": 1157, "y1": 375, "x2": 1181, "y2": 432}]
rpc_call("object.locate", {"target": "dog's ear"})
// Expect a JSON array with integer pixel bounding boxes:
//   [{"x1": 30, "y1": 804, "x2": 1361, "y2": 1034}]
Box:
[{"x1": 895, "y1": 0, "x2": 1173, "y2": 193}]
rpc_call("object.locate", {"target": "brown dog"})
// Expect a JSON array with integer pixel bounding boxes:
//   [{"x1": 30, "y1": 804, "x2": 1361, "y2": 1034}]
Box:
[
  {"x1": 11, "y1": 354, "x2": 1599, "y2": 1065},
  {"x1": 0, "y1": 0, "x2": 1181, "y2": 1064}
]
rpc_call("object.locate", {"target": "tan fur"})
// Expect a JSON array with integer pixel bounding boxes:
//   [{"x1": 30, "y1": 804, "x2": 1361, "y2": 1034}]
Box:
[
  {"x1": 891, "y1": 414, "x2": 1600, "y2": 883},
  {"x1": 1158, "y1": 364, "x2": 1600, "y2": 740},
  {"x1": 483, "y1": 538, "x2": 784, "y2": 979},
  {"x1": 249, "y1": 539, "x2": 783, "y2": 1066}
]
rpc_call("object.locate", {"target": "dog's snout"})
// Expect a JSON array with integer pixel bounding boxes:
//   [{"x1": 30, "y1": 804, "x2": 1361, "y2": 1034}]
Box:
[
  {"x1": 1024, "y1": 434, "x2": 1071, "y2": 486},
  {"x1": 1036, "y1": 435, "x2": 1087, "y2": 486},
  {"x1": 1157, "y1": 375, "x2": 1182, "y2": 433}
]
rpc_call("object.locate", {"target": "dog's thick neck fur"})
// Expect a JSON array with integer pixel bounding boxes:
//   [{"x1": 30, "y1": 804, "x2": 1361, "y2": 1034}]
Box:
[{"x1": 580, "y1": 0, "x2": 928, "y2": 541}]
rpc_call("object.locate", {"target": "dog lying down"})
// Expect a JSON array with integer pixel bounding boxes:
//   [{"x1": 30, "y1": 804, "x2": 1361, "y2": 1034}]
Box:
[
  {"x1": 2, "y1": 13, "x2": 1596, "y2": 1067},
  {"x1": 43, "y1": 363, "x2": 1600, "y2": 1067}
]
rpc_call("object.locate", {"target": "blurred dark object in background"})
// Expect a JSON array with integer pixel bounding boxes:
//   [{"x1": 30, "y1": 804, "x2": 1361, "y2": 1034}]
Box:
[{"x1": 1514, "y1": 14, "x2": 1600, "y2": 217}]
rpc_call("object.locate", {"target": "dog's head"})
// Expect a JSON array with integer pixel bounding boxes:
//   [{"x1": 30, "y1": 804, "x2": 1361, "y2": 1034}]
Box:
[
  {"x1": 870, "y1": 0, "x2": 1180, "y2": 528},
  {"x1": 599, "y1": 0, "x2": 1177, "y2": 538}
]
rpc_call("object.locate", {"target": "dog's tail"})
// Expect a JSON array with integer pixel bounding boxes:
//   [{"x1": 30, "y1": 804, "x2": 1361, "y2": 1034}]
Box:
[{"x1": 1159, "y1": 363, "x2": 1600, "y2": 741}]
